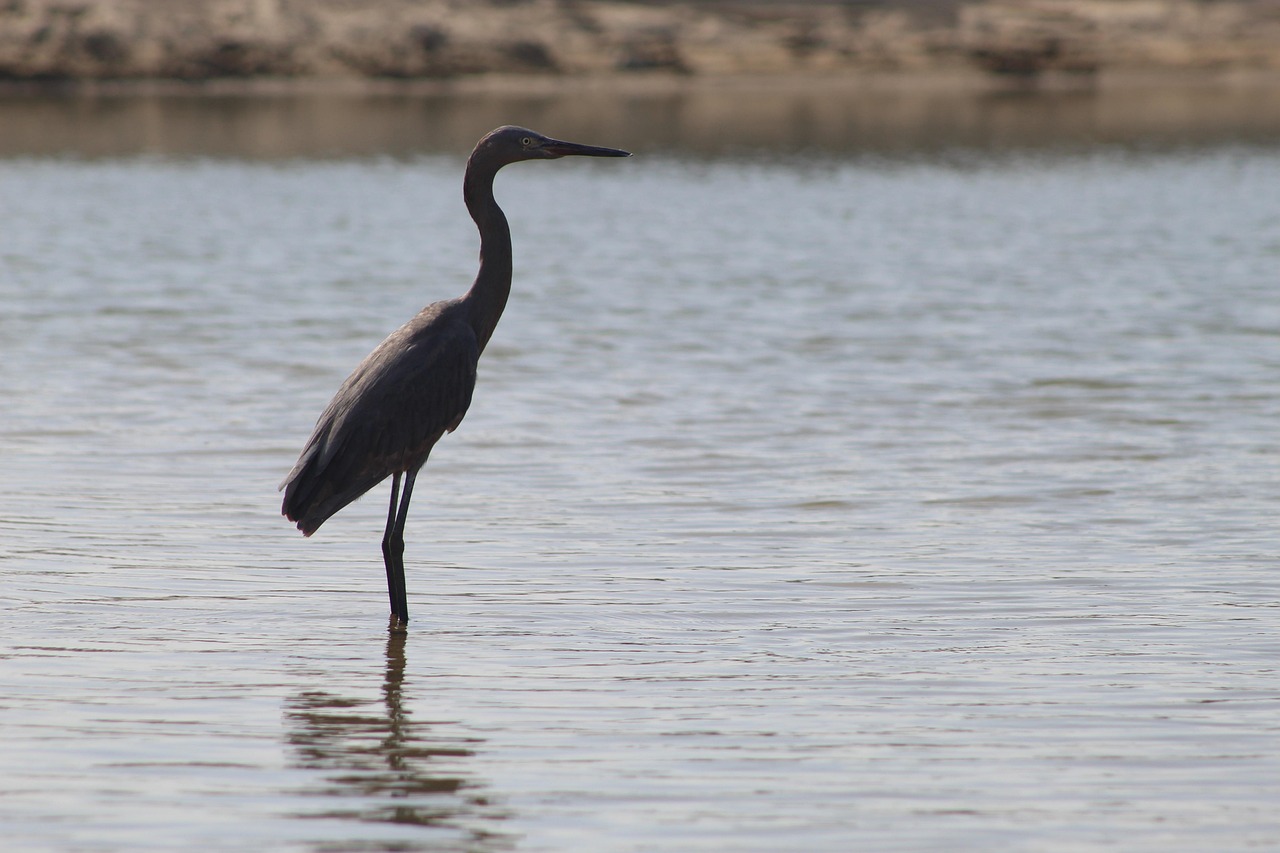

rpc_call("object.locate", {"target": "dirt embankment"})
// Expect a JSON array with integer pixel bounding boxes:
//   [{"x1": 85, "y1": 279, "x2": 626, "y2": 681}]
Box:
[{"x1": 1, "y1": 0, "x2": 1278, "y2": 86}]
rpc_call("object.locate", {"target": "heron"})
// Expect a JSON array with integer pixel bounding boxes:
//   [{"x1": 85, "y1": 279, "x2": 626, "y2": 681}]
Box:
[{"x1": 281, "y1": 126, "x2": 630, "y2": 626}]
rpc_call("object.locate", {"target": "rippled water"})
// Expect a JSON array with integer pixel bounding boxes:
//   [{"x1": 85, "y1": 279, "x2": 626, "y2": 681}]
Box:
[{"x1": 2, "y1": 90, "x2": 1279, "y2": 851}]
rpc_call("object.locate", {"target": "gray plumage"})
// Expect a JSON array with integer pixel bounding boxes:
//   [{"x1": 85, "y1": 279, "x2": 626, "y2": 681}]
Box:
[
  {"x1": 281, "y1": 301, "x2": 476, "y2": 535},
  {"x1": 281, "y1": 126, "x2": 630, "y2": 626}
]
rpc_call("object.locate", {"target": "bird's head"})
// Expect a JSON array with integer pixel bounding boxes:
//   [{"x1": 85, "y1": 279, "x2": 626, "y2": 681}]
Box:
[{"x1": 473, "y1": 126, "x2": 631, "y2": 167}]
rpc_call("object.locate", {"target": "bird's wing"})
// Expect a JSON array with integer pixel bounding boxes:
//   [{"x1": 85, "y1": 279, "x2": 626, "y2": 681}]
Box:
[
  {"x1": 282, "y1": 307, "x2": 480, "y2": 519},
  {"x1": 316, "y1": 313, "x2": 480, "y2": 478}
]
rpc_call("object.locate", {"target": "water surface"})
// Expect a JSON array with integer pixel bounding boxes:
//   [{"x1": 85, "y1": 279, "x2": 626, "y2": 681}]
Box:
[{"x1": 2, "y1": 89, "x2": 1279, "y2": 851}]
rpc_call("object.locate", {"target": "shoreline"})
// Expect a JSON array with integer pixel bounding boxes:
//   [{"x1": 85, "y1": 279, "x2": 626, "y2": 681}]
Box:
[
  {"x1": 1, "y1": 1, "x2": 1278, "y2": 96},
  {"x1": 4, "y1": 67, "x2": 1280, "y2": 100}
]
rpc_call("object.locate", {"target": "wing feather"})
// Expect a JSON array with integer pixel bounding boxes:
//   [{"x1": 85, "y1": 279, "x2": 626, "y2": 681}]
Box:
[{"x1": 281, "y1": 301, "x2": 479, "y2": 535}]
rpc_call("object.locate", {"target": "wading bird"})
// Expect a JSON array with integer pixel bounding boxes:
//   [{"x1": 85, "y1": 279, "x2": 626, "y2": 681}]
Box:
[{"x1": 281, "y1": 126, "x2": 630, "y2": 626}]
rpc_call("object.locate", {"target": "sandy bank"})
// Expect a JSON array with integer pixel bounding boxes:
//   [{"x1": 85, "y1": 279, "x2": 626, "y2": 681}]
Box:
[{"x1": 1, "y1": 0, "x2": 1278, "y2": 89}]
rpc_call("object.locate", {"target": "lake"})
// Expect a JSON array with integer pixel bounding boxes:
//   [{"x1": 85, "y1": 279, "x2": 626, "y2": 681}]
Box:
[{"x1": 1, "y1": 81, "x2": 1279, "y2": 851}]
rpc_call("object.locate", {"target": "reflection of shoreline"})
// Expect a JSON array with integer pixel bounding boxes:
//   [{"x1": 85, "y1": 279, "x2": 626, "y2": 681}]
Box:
[
  {"x1": 3, "y1": 80, "x2": 1280, "y2": 160},
  {"x1": 285, "y1": 631, "x2": 511, "y2": 850}
]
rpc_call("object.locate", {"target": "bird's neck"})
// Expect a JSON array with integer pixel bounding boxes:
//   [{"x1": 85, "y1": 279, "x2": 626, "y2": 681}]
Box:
[{"x1": 462, "y1": 162, "x2": 513, "y2": 354}]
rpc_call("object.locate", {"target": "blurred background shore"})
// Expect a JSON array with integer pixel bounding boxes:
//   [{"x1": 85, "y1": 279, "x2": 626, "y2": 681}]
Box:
[{"x1": 2, "y1": 0, "x2": 1279, "y2": 93}]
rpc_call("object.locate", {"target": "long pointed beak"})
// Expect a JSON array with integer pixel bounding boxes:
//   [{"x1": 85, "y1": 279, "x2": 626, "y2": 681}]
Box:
[{"x1": 543, "y1": 138, "x2": 632, "y2": 158}]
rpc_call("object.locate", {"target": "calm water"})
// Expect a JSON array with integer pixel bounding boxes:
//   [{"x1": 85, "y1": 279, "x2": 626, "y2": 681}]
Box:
[{"x1": 2, "y1": 88, "x2": 1279, "y2": 851}]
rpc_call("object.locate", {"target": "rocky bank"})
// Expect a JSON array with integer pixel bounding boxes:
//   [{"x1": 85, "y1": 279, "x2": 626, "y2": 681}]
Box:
[{"x1": 0, "y1": 0, "x2": 1278, "y2": 87}]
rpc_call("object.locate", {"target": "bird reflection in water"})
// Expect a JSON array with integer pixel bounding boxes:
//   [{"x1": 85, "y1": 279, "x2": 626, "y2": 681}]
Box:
[{"x1": 285, "y1": 630, "x2": 512, "y2": 849}]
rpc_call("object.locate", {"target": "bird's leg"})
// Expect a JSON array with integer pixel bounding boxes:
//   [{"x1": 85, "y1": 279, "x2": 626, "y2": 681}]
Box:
[
  {"x1": 388, "y1": 469, "x2": 417, "y2": 625},
  {"x1": 382, "y1": 472, "x2": 405, "y2": 622}
]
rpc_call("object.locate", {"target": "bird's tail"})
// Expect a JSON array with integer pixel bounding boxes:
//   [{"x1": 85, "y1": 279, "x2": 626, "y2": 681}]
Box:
[{"x1": 280, "y1": 443, "x2": 384, "y2": 537}]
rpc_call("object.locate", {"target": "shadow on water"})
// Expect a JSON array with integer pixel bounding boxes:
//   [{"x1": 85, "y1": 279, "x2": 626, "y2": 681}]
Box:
[
  {"x1": 285, "y1": 629, "x2": 514, "y2": 851},
  {"x1": 3, "y1": 80, "x2": 1280, "y2": 160}
]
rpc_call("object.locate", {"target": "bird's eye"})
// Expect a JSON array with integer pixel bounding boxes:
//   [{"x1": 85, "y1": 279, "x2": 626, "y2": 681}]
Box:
[{"x1": 521, "y1": 137, "x2": 533, "y2": 147}]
